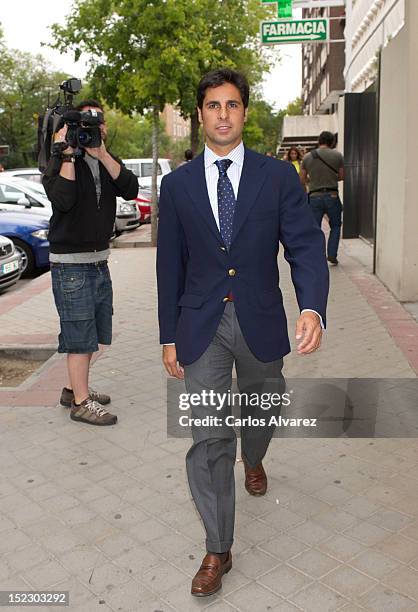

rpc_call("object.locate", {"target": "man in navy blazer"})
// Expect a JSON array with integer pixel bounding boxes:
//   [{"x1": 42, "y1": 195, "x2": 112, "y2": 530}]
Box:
[{"x1": 157, "y1": 69, "x2": 329, "y2": 597}]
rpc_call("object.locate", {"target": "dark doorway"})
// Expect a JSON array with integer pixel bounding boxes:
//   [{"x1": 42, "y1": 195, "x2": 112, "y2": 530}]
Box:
[{"x1": 342, "y1": 87, "x2": 378, "y2": 242}]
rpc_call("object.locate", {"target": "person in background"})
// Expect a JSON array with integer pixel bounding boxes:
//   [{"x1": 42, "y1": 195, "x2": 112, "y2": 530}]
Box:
[
  {"x1": 178, "y1": 149, "x2": 194, "y2": 167},
  {"x1": 300, "y1": 131, "x2": 344, "y2": 265},
  {"x1": 0, "y1": 164, "x2": 5, "y2": 172},
  {"x1": 42, "y1": 99, "x2": 138, "y2": 425},
  {"x1": 284, "y1": 147, "x2": 302, "y2": 174}
]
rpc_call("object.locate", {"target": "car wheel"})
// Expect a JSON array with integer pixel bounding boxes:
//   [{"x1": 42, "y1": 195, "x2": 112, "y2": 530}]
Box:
[{"x1": 12, "y1": 238, "x2": 35, "y2": 277}]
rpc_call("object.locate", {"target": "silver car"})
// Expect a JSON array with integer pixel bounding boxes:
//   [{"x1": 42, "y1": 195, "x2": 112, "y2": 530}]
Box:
[
  {"x1": 0, "y1": 176, "x2": 51, "y2": 215},
  {"x1": 0, "y1": 235, "x2": 22, "y2": 292},
  {"x1": 115, "y1": 198, "x2": 140, "y2": 235},
  {"x1": 0, "y1": 176, "x2": 139, "y2": 234}
]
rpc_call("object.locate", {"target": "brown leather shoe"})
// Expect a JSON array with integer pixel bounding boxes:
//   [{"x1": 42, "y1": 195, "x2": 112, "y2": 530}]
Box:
[
  {"x1": 243, "y1": 457, "x2": 267, "y2": 496},
  {"x1": 191, "y1": 551, "x2": 232, "y2": 597}
]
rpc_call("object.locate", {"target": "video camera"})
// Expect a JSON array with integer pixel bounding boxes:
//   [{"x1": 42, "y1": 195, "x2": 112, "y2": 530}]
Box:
[{"x1": 38, "y1": 78, "x2": 104, "y2": 172}]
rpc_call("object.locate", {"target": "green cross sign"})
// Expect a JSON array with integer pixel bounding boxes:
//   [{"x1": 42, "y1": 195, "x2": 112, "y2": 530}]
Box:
[{"x1": 262, "y1": 0, "x2": 293, "y2": 19}]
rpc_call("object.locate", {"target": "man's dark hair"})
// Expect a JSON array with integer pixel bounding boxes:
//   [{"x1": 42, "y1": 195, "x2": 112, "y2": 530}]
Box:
[
  {"x1": 197, "y1": 69, "x2": 250, "y2": 109},
  {"x1": 318, "y1": 131, "x2": 335, "y2": 147},
  {"x1": 75, "y1": 99, "x2": 104, "y2": 115},
  {"x1": 184, "y1": 149, "x2": 194, "y2": 161}
]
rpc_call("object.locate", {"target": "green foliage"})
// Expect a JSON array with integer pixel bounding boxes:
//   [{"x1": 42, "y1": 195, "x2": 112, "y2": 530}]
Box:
[
  {"x1": 103, "y1": 109, "x2": 170, "y2": 159},
  {"x1": 244, "y1": 98, "x2": 281, "y2": 153},
  {"x1": 242, "y1": 95, "x2": 304, "y2": 155},
  {"x1": 50, "y1": 0, "x2": 216, "y2": 115},
  {"x1": 0, "y1": 41, "x2": 68, "y2": 168},
  {"x1": 49, "y1": 0, "x2": 273, "y2": 138},
  {"x1": 284, "y1": 97, "x2": 303, "y2": 116}
]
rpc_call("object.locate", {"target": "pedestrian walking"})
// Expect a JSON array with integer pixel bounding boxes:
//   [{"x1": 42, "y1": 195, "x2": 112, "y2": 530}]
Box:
[
  {"x1": 157, "y1": 68, "x2": 329, "y2": 597},
  {"x1": 300, "y1": 131, "x2": 344, "y2": 265},
  {"x1": 42, "y1": 99, "x2": 138, "y2": 425},
  {"x1": 178, "y1": 149, "x2": 194, "y2": 167},
  {"x1": 284, "y1": 146, "x2": 302, "y2": 174}
]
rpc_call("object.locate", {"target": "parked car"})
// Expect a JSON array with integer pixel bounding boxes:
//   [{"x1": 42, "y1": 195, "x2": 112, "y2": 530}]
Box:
[
  {"x1": 115, "y1": 198, "x2": 140, "y2": 235},
  {"x1": 127, "y1": 186, "x2": 153, "y2": 224},
  {"x1": 122, "y1": 158, "x2": 172, "y2": 189},
  {"x1": 0, "y1": 176, "x2": 51, "y2": 215},
  {"x1": 0, "y1": 210, "x2": 50, "y2": 276},
  {"x1": 1, "y1": 176, "x2": 140, "y2": 235},
  {"x1": 1, "y1": 168, "x2": 42, "y2": 184},
  {"x1": 0, "y1": 235, "x2": 22, "y2": 292}
]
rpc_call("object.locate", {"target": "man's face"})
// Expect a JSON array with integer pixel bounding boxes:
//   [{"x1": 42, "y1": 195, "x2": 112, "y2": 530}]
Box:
[
  {"x1": 80, "y1": 105, "x2": 107, "y2": 141},
  {"x1": 198, "y1": 82, "x2": 247, "y2": 152}
]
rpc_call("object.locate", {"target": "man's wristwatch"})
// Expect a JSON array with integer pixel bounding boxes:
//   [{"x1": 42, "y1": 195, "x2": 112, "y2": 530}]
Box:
[
  {"x1": 61, "y1": 154, "x2": 76, "y2": 163},
  {"x1": 52, "y1": 141, "x2": 70, "y2": 156}
]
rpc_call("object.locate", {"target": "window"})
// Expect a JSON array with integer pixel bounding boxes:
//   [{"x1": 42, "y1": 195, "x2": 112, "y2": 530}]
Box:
[
  {"x1": 141, "y1": 163, "x2": 162, "y2": 177},
  {"x1": 15, "y1": 174, "x2": 42, "y2": 184},
  {"x1": 0, "y1": 184, "x2": 41, "y2": 206},
  {"x1": 124, "y1": 163, "x2": 140, "y2": 177}
]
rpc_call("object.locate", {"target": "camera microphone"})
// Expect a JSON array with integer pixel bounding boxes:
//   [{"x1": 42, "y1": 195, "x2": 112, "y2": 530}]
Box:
[{"x1": 63, "y1": 110, "x2": 82, "y2": 122}]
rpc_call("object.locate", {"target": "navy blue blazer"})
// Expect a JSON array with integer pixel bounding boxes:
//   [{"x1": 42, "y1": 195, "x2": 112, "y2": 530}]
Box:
[{"x1": 157, "y1": 147, "x2": 329, "y2": 366}]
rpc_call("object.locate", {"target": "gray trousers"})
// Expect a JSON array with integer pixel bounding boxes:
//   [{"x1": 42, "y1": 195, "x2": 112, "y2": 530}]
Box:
[{"x1": 184, "y1": 302, "x2": 285, "y2": 553}]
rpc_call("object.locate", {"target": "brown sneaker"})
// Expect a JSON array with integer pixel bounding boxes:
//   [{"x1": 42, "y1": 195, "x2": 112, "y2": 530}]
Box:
[
  {"x1": 191, "y1": 551, "x2": 232, "y2": 597},
  {"x1": 60, "y1": 387, "x2": 111, "y2": 408},
  {"x1": 70, "y1": 397, "x2": 117, "y2": 426}
]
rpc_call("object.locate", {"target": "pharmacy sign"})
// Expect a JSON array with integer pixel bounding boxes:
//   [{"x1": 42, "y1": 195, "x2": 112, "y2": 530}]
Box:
[{"x1": 261, "y1": 18, "x2": 329, "y2": 44}]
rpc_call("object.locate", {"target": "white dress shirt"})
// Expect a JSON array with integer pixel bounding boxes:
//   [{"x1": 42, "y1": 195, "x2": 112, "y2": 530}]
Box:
[
  {"x1": 204, "y1": 141, "x2": 244, "y2": 230},
  {"x1": 163, "y1": 142, "x2": 323, "y2": 344}
]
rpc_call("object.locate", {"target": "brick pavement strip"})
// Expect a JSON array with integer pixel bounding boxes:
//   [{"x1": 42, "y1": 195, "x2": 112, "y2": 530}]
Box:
[{"x1": 0, "y1": 242, "x2": 417, "y2": 611}]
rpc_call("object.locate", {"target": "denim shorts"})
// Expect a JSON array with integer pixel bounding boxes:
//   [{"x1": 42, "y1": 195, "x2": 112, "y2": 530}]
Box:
[{"x1": 51, "y1": 261, "x2": 113, "y2": 354}]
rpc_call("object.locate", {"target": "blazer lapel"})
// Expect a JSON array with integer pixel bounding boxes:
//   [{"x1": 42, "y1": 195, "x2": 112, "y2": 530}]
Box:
[
  {"x1": 231, "y1": 148, "x2": 268, "y2": 245},
  {"x1": 182, "y1": 147, "x2": 268, "y2": 245},
  {"x1": 184, "y1": 153, "x2": 223, "y2": 243}
]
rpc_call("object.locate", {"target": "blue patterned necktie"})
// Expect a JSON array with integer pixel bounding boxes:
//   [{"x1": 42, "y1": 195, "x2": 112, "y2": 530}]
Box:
[{"x1": 215, "y1": 159, "x2": 236, "y2": 248}]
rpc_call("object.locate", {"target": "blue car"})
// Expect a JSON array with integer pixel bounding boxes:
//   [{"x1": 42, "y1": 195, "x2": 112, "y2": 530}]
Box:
[{"x1": 0, "y1": 209, "x2": 50, "y2": 276}]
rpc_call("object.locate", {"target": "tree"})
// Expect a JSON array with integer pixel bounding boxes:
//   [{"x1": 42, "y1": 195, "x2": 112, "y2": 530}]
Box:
[
  {"x1": 50, "y1": 0, "x2": 218, "y2": 245},
  {"x1": 285, "y1": 97, "x2": 303, "y2": 116},
  {"x1": 50, "y1": 0, "x2": 277, "y2": 243},
  {"x1": 0, "y1": 40, "x2": 68, "y2": 168},
  {"x1": 243, "y1": 98, "x2": 281, "y2": 153},
  {"x1": 104, "y1": 109, "x2": 171, "y2": 159},
  {"x1": 175, "y1": 0, "x2": 272, "y2": 152}
]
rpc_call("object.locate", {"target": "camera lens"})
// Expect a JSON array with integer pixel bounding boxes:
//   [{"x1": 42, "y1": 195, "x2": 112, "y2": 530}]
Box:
[{"x1": 78, "y1": 129, "x2": 92, "y2": 146}]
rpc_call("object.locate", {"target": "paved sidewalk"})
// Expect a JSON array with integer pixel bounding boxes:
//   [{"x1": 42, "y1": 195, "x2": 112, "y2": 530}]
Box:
[{"x1": 0, "y1": 241, "x2": 418, "y2": 611}]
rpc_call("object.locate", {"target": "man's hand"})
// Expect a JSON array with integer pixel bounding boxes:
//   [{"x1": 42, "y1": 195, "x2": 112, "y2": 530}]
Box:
[
  {"x1": 84, "y1": 141, "x2": 107, "y2": 161},
  {"x1": 85, "y1": 139, "x2": 121, "y2": 180},
  {"x1": 162, "y1": 345, "x2": 184, "y2": 379},
  {"x1": 295, "y1": 311, "x2": 322, "y2": 355},
  {"x1": 54, "y1": 125, "x2": 74, "y2": 155},
  {"x1": 84, "y1": 125, "x2": 108, "y2": 161}
]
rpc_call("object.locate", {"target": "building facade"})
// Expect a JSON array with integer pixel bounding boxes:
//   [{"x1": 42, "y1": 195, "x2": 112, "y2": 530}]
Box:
[
  {"x1": 301, "y1": 4, "x2": 345, "y2": 115},
  {"x1": 344, "y1": 0, "x2": 405, "y2": 93},
  {"x1": 161, "y1": 104, "x2": 190, "y2": 142}
]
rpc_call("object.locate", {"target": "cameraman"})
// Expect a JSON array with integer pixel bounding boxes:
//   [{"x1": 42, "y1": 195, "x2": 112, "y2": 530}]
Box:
[{"x1": 43, "y1": 99, "x2": 138, "y2": 426}]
